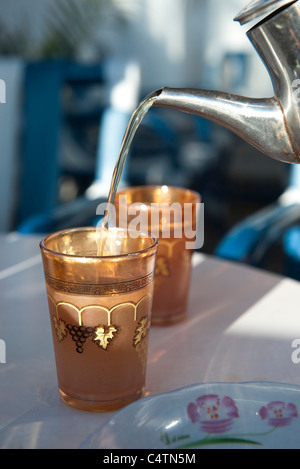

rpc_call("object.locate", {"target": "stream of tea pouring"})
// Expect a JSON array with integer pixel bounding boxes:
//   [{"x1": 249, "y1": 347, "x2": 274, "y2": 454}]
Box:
[{"x1": 96, "y1": 89, "x2": 161, "y2": 256}]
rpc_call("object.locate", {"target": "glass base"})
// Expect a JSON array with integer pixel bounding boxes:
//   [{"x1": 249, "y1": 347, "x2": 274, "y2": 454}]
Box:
[
  {"x1": 59, "y1": 387, "x2": 144, "y2": 412},
  {"x1": 151, "y1": 310, "x2": 187, "y2": 326}
]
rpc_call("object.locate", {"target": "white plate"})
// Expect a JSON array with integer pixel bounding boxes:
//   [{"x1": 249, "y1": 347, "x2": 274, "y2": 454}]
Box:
[{"x1": 81, "y1": 382, "x2": 300, "y2": 449}]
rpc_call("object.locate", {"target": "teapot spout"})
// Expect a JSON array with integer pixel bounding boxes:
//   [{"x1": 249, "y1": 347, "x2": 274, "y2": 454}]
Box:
[{"x1": 153, "y1": 87, "x2": 299, "y2": 164}]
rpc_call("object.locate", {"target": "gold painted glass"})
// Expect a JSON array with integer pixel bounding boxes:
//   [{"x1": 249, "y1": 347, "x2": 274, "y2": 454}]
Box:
[
  {"x1": 114, "y1": 186, "x2": 200, "y2": 326},
  {"x1": 40, "y1": 227, "x2": 158, "y2": 411}
]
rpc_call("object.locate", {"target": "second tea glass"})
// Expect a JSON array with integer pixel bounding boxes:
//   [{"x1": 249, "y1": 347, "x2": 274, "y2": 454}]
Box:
[{"x1": 114, "y1": 185, "x2": 200, "y2": 326}]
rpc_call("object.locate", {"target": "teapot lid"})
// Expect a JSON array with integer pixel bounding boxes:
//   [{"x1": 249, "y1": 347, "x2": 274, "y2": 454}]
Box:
[{"x1": 234, "y1": 0, "x2": 296, "y2": 24}]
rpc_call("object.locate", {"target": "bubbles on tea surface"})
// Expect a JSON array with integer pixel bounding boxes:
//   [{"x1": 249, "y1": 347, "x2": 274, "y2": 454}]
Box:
[{"x1": 96, "y1": 227, "x2": 124, "y2": 256}]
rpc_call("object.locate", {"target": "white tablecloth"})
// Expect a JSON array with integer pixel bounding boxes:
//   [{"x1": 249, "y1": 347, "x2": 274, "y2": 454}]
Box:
[{"x1": 1, "y1": 233, "x2": 300, "y2": 448}]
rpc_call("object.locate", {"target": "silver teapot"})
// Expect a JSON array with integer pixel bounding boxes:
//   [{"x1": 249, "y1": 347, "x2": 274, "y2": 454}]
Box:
[{"x1": 152, "y1": 0, "x2": 300, "y2": 164}]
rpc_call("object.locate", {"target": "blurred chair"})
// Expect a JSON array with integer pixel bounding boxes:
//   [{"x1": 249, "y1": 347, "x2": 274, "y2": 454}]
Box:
[
  {"x1": 17, "y1": 195, "x2": 102, "y2": 234},
  {"x1": 283, "y1": 226, "x2": 300, "y2": 281},
  {"x1": 214, "y1": 164, "x2": 300, "y2": 275}
]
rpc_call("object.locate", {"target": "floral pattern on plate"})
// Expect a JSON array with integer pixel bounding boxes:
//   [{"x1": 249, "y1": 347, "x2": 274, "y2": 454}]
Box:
[
  {"x1": 177, "y1": 393, "x2": 299, "y2": 448},
  {"x1": 80, "y1": 382, "x2": 300, "y2": 449}
]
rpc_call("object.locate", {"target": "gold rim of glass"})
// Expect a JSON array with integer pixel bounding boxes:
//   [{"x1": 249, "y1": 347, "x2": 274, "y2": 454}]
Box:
[
  {"x1": 39, "y1": 226, "x2": 158, "y2": 260},
  {"x1": 114, "y1": 184, "x2": 200, "y2": 205}
]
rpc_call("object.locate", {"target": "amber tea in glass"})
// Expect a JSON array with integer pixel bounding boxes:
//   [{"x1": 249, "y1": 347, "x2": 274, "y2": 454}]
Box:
[
  {"x1": 40, "y1": 227, "x2": 157, "y2": 411},
  {"x1": 114, "y1": 186, "x2": 200, "y2": 326}
]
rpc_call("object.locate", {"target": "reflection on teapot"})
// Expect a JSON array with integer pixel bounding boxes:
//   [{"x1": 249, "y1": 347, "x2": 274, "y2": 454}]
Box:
[{"x1": 151, "y1": 0, "x2": 300, "y2": 164}]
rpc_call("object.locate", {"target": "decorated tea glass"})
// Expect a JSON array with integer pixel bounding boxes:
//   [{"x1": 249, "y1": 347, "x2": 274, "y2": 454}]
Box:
[
  {"x1": 40, "y1": 226, "x2": 158, "y2": 411},
  {"x1": 114, "y1": 185, "x2": 200, "y2": 326}
]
